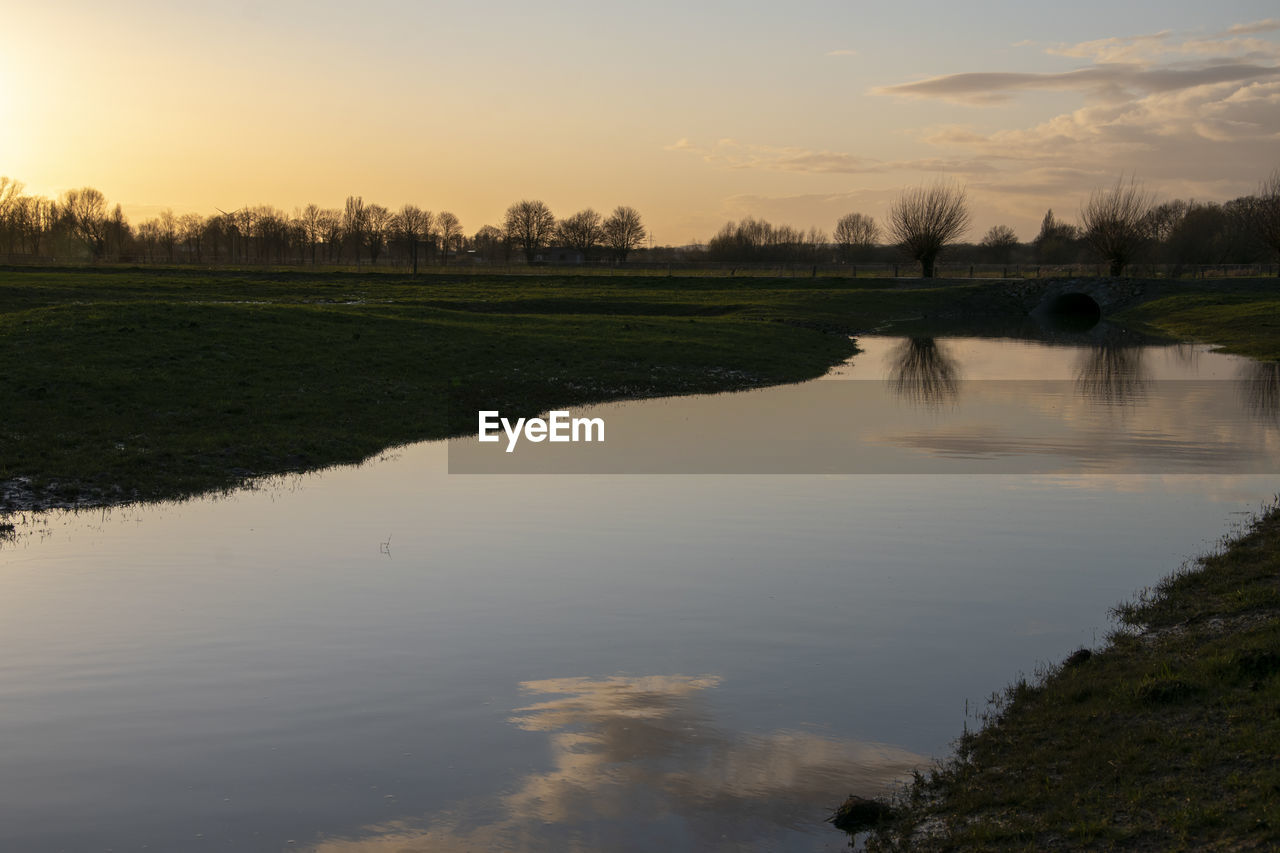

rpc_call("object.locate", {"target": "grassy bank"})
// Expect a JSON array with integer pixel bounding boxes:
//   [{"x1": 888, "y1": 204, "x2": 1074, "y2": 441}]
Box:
[
  {"x1": 862, "y1": 506, "x2": 1280, "y2": 851},
  {"x1": 1, "y1": 267, "x2": 1010, "y2": 511},
  {"x1": 1117, "y1": 293, "x2": 1280, "y2": 361}
]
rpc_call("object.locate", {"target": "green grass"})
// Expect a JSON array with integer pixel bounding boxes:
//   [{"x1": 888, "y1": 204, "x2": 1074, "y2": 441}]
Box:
[
  {"x1": 866, "y1": 507, "x2": 1280, "y2": 852},
  {"x1": 1117, "y1": 292, "x2": 1280, "y2": 361}
]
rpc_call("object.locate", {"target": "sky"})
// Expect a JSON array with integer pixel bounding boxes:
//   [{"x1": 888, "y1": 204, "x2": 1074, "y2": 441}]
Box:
[{"x1": 3, "y1": 1, "x2": 1279, "y2": 245}]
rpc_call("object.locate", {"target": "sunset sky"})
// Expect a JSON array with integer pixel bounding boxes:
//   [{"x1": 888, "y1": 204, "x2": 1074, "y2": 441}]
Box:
[{"x1": 5, "y1": 1, "x2": 1278, "y2": 244}]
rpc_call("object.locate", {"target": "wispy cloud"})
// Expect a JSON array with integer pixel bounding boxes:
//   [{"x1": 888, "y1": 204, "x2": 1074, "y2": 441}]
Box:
[
  {"x1": 825, "y1": 48, "x2": 857, "y2": 56},
  {"x1": 665, "y1": 138, "x2": 998, "y2": 177},
  {"x1": 1225, "y1": 18, "x2": 1280, "y2": 36},
  {"x1": 1046, "y1": 29, "x2": 1173, "y2": 62},
  {"x1": 875, "y1": 64, "x2": 1280, "y2": 105}
]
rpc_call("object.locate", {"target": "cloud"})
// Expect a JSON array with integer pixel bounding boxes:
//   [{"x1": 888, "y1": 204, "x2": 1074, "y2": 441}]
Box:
[
  {"x1": 1047, "y1": 30, "x2": 1173, "y2": 62},
  {"x1": 666, "y1": 138, "x2": 999, "y2": 177},
  {"x1": 870, "y1": 21, "x2": 1280, "y2": 209},
  {"x1": 875, "y1": 63, "x2": 1280, "y2": 105},
  {"x1": 1225, "y1": 18, "x2": 1280, "y2": 36},
  {"x1": 670, "y1": 23, "x2": 1279, "y2": 238},
  {"x1": 825, "y1": 48, "x2": 857, "y2": 56}
]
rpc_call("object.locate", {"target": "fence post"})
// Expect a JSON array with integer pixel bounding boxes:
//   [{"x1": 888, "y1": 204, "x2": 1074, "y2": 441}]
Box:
[{"x1": 893, "y1": 263, "x2": 898, "y2": 278}]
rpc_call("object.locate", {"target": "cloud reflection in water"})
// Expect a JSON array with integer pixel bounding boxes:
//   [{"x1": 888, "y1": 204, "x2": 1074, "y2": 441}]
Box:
[{"x1": 311, "y1": 675, "x2": 924, "y2": 852}]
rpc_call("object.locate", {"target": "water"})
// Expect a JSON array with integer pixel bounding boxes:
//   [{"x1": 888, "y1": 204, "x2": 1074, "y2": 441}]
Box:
[{"x1": 1, "y1": 334, "x2": 1277, "y2": 851}]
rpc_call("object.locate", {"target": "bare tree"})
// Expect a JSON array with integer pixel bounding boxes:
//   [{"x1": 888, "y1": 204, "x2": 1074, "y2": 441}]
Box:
[
  {"x1": 504, "y1": 200, "x2": 556, "y2": 264},
  {"x1": 136, "y1": 219, "x2": 160, "y2": 263},
  {"x1": 1255, "y1": 168, "x2": 1280, "y2": 271},
  {"x1": 887, "y1": 181, "x2": 971, "y2": 278},
  {"x1": 180, "y1": 214, "x2": 204, "y2": 263},
  {"x1": 1081, "y1": 176, "x2": 1155, "y2": 276},
  {"x1": 342, "y1": 196, "x2": 368, "y2": 267},
  {"x1": 319, "y1": 208, "x2": 343, "y2": 263},
  {"x1": 365, "y1": 204, "x2": 391, "y2": 265},
  {"x1": 394, "y1": 204, "x2": 433, "y2": 273},
  {"x1": 61, "y1": 187, "x2": 111, "y2": 260},
  {"x1": 980, "y1": 224, "x2": 1019, "y2": 264},
  {"x1": 602, "y1": 205, "x2": 646, "y2": 262},
  {"x1": 158, "y1": 209, "x2": 178, "y2": 262},
  {"x1": 15, "y1": 195, "x2": 55, "y2": 255},
  {"x1": 299, "y1": 204, "x2": 328, "y2": 266},
  {"x1": 437, "y1": 211, "x2": 462, "y2": 264},
  {"x1": 804, "y1": 226, "x2": 829, "y2": 261},
  {"x1": 557, "y1": 208, "x2": 603, "y2": 260},
  {"x1": 833, "y1": 212, "x2": 878, "y2": 262},
  {"x1": 0, "y1": 178, "x2": 25, "y2": 252}
]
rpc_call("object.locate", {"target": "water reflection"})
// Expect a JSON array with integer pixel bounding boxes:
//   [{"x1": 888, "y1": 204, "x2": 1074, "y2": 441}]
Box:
[
  {"x1": 1075, "y1": 342, "x2": 1150, "y2": 405},
  {"x1": 888, "y1": 338, "x2": 960, "y2": 407},
  {"x1": 312, "y1": 675, "x2": 923, "y2": 852},
  {"x1": 1240, "y1": 361, "x2": 1280, "y2": 423}
]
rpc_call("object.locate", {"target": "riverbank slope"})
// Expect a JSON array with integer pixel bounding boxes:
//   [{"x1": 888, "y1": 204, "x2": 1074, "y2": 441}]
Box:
[{"x1": 863, "y1": 505, "x2": 1280, "y2": 851}]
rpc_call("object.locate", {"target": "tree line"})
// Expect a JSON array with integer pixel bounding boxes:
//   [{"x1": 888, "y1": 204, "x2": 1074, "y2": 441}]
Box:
[
  {"x1": 0, "y1": 180, "x2": 648, "y2": 269},
  {"x1": 1, "y1": 170, "x2": 1277, "y2": 275},
  {"x1": 701, "y1": 170, "x2": 1279, "y2": 276}
]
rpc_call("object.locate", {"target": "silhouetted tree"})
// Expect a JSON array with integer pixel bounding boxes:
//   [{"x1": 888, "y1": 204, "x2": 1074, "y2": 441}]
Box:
[
  {"x1": 299, "y1": 204, "x2": 328, "y2": 265},
  {"x1": 503, "y1": 200, "x2": 556, "y2": 264},
  {"x1": 602, "y1": 205, "x2": 646, "y2": 262},
  {"x1": 1255, "y1": 168, "x2": 1280, "y2": 270},
  {"x1": 979, "y1": 225, "x2": 1019, "y2": 264},
  {"x1": 342, "y1": 196, "x2": 368, "y2": 266},
  {"x1": 887, "y1": 180, "x2": 970, "y2": 278},
  {"x1": 14, "y1": 195, "x2": 55, "y2": 255},
  {"x1": 437, "y1": 211, "x2": 462, "y2": 264},
  {"x1": 365, "y1": 204, "x2": 391, "y2": 265},
  {"x1": 833, "y1": 212, "x2": 878, "y2": 262},
  {"x1": 180, "y1": 214, "x2": 204, "y2": 263},
  {"x1": 0, "y1": 177, "x2": 24, "y2": 253},
  {"x1": 557, "y1": 208, "x2": 602, "y2": 259},
  {"x1": 1167, "y1": 202, "x2": 1235, "y2": 271},
  {"x1": 61, "y1": 187, "x2": 110, "y2": 260},
  {"x1": 1081, "y1": 177, "x2": 1155, "y2": 276},
  {"x1": 158, "y1": 209, "x2": 178, "y2": 262},
  {"x1": 1033, "y1": 209, "x2": 1080, "y2": 264},
  {"x1": 394, "y1": 204, "x2": 432, "y2": 273},
  {"x1": 319, "y1": 208, "x2": 343, "y2": 263},
  {"x1": 472, "y1": 225, "x2": 505, "y2": 263}
]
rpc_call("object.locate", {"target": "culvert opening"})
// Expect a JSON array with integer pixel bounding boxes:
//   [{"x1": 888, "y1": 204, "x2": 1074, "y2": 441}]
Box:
[{"x1": 1045, "y1": 292, "x2": 1102, "y2": 330}]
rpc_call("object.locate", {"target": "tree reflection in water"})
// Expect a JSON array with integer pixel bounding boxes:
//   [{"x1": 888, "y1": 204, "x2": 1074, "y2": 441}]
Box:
[
  {"x1": 1075, "y1": 342, "x2": 1150, "y2": 405},
  {"x1": 888, "y1": 337, "x2": 960, "y2": 407},
  {"x1": 1239, "y1": 360, "x2": 1280, "y2": 424}
]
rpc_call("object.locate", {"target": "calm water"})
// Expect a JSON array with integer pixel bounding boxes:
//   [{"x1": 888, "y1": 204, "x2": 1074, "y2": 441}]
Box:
[{"x1": 2, "y1": 335, "x2": 1278, "y2": 851}]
